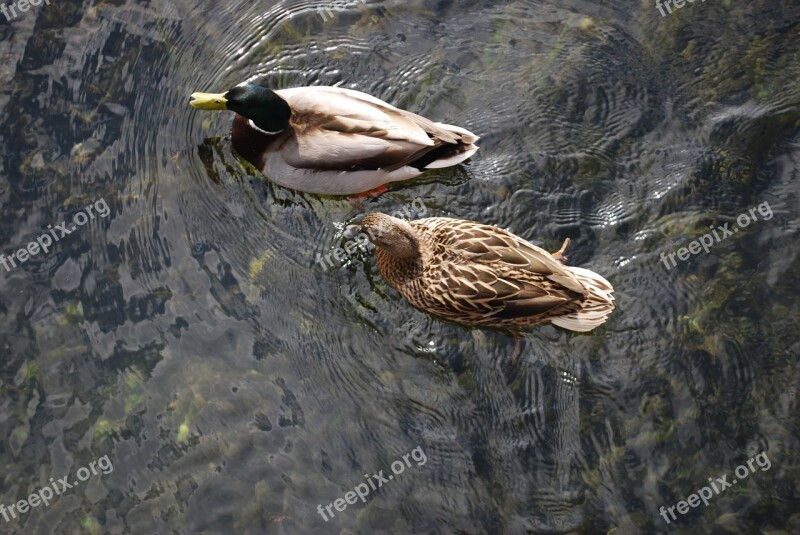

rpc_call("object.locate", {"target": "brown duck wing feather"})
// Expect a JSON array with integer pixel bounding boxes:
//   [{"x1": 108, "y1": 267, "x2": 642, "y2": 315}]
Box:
[
  {"x1": 275, "y1": 87, "x2": 470, "y2": 171},
  {"x1": 422, "y1": 218, "x2": 588, "y2": 296},
  {"x1": 279, "y1": 129, "x2": 424, "y2": 171},
  {"x1": 396, "y1": 218, "x2": 588, "y2": 325},
  {"x1": 280, "y1": 86, "x2": 463, "y2": 144},
  {"x1": 436, "y1": 262, "x2": 578, "y2": 322}
]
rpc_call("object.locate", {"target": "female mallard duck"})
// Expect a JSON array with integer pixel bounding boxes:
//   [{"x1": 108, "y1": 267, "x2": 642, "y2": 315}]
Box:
[
  {"x1": 189, "y1": 81, "x2": 479, "y2": 195},
  {"x1": 358, "y1": 213, "x2": 615, "y2": 332}
]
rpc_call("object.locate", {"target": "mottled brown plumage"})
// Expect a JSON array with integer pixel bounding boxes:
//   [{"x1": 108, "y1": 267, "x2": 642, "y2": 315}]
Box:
[{"x1": 360, "y1": 213, "x2": 615, "y2": 332}]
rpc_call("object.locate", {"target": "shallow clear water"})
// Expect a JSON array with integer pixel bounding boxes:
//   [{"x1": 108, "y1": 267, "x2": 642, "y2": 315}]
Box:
[{"x1": 1, "y1": 0, "x2": 799, "y2": 533}]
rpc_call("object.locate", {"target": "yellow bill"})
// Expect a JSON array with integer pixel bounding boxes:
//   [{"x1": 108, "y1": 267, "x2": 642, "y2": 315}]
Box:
[{"x1": 189, "y1": 92, "x2": 228, "y2": 110}]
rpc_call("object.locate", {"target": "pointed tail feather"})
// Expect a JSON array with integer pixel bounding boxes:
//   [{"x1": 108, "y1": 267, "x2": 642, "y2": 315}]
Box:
[
  {"x1": 434, "y1": 122, "x2": 480, "y2": 145},
  {"x1": 550, "y1": 266, "x2": 615, "y2": 332},
  {"x1": 421, "y1": 123, "x2": 479, "y2": 169},
  {"x1": 423, "y1": 145, "x2": 479, "y2": 169}
]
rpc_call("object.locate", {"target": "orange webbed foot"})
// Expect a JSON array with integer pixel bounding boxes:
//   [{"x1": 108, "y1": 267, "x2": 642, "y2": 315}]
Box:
[{"x1": 349, "y1": 184, "x2": 389, "y2": 209}]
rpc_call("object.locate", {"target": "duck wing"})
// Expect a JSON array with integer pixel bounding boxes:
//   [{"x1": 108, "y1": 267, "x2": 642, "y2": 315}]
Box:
[
  {"x1": 435, "y1": 262, "x2": 578, "y2": 320},
  {"x1": 275, "y1": 87, "x2": 472, "y2": 171},
  {"x1": 418, "y1": 218, "x2": 588, "y2": 320}
]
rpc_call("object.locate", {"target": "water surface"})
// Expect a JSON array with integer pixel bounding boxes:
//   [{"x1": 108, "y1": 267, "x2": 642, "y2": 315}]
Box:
[{"x1": 1, "y1": 0, "x2": 799, "y2": 533}]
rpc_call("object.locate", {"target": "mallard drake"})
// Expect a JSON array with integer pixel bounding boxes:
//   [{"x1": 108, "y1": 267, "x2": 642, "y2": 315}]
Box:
[
  {"x1": 358, "y1": 213, "x2": 615, "y2": 332},
  {"x1": 188, "y1": 81, "x2": 479, "y2": 195}
]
